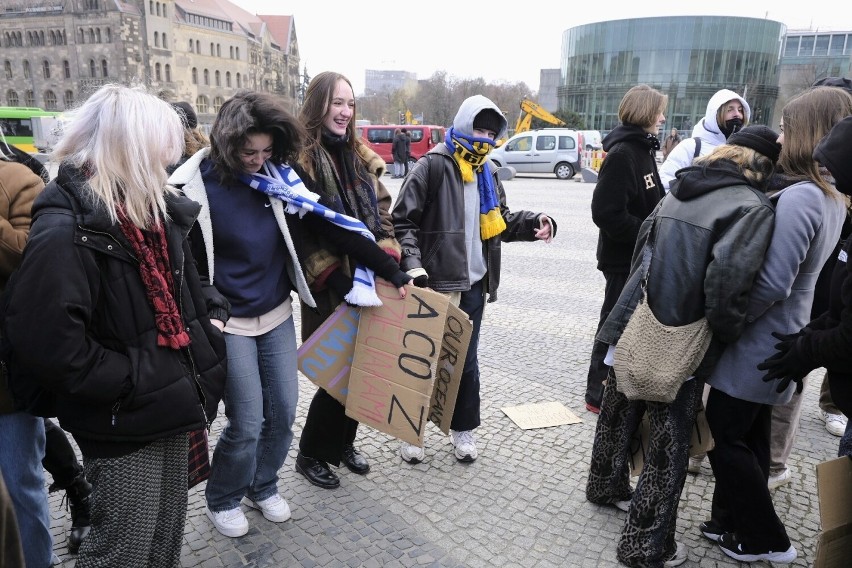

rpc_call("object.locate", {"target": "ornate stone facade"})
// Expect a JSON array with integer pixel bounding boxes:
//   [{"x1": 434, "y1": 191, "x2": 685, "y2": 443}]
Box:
[{"x1": 0, "y1": 0, "x2": 300, "y2": 123}]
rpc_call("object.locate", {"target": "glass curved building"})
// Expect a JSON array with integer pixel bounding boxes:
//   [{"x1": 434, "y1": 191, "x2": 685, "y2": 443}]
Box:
[{"x1": 559, "y1": 16, "x2": 786, "y2": 133}]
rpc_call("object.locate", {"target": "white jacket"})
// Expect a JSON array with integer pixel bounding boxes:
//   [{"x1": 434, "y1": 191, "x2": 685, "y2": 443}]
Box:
[{"x1": 659, "y1": 89, "x2": 751, "y2": 190}]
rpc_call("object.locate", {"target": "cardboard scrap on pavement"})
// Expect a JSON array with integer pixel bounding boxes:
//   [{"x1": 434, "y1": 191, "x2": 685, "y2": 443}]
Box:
[
  {"x1": 501, "y1": 401, "x2": 581, "y2": 430},
  {"x1": 815, "y1": 456, "x2": 852, "y2": 568},
  {"x1": 297, "y1": 279, "x2": 472, "y2": 446}
]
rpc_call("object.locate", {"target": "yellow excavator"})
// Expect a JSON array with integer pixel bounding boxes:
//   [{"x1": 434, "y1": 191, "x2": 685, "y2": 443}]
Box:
[{"x1": 514, "y1": 98, "x2": 566, "y2": 134}]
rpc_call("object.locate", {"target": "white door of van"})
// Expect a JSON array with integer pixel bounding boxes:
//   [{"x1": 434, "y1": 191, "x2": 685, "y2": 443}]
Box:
[{"x1": 531, "y1": 133, "x2": 558, "y2": 173}]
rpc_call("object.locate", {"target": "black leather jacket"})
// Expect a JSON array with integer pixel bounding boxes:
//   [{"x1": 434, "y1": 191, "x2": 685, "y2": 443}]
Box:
[{"x1": 392, "y1": 145, "x2": 554, "y2": 302}]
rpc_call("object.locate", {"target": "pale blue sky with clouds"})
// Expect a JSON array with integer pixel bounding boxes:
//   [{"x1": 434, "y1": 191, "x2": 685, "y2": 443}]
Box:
[{"x1": 235, "y1": 1, "x2": 851, "y2": 94}]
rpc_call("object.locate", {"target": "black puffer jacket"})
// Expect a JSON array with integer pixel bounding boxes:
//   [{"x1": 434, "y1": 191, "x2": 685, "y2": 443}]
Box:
[
  {"x1": 4, "y1": 164, "x2": 228, "y2": 455},
  {"x1": 392, "y1": 145, "x2": 553, "y2": 302},
  {"x1": 591, "y1": 124, "x2": 665, "y2": 272}
]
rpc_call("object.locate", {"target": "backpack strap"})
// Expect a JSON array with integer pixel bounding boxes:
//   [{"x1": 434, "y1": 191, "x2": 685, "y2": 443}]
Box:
[{"x1": 693, "y1": 137, "x2": 702, "y2": 159}]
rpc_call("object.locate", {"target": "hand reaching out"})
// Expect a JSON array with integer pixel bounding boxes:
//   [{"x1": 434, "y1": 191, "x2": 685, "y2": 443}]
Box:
[
  {"x1": 536, "y1": 215, "x2": 554, "y2": 243},
  {"x1": 758, "y1": 331, "x2": 814, "y2": 394}
]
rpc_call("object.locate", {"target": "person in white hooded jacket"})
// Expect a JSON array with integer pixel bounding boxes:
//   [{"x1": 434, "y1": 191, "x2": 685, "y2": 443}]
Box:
[{"x1": 659, "y1": 89, "x2": 750, "y2": 191}]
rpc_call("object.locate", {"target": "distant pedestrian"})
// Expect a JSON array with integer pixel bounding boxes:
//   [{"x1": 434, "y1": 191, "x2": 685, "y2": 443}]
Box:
[
  {"x1": 403, "y1": 128, "x2": 412, "y2": 176},
  {"x1": 391, "y1": 128, "x2": 406, "y2": 178},
  {"x1": 662, "y1": 127, "x2": 681, "y2": 159}
]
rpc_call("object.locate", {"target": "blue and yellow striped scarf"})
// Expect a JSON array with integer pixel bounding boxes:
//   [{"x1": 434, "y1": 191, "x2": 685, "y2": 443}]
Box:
[{"x1": 445, "y1": 127, "x2": 506, "y2": 240}]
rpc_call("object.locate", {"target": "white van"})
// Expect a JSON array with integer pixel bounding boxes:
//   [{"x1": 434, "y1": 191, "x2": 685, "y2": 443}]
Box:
[
  {"x1": 489, "y1": 128, "x2": 581, "y2": 180},
  {"x1": 579, "y1": 130, "x2": 603, "y2": 151}
]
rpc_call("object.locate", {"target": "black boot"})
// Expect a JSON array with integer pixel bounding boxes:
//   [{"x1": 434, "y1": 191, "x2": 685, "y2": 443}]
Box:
[{"x1": 66, "y1": 473, "x2": 92, "y2": 554}]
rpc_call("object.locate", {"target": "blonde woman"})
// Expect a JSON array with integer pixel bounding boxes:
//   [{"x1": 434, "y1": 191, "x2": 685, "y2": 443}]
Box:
[{"x1": 4, "y1": 84, "x2": 229, "y2": 566}]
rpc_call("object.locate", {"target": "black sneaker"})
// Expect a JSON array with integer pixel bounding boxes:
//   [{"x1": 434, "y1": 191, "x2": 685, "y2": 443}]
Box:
[
  {"x1": 718, "y1": 532, "x2": 797, "y2": 563},
  {"x1": 699, "y1": 520, "x2": 725, "y2": 542}
]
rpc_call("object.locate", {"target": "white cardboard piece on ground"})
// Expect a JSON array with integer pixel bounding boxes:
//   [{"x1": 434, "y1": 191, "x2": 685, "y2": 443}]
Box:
[{"x1": 501, "y1": 401, "x2": 582, "y2": 430}]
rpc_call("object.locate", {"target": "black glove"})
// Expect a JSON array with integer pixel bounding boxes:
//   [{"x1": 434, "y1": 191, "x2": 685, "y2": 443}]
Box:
[
  {"x1": 757, "y1": 331, "x2": 814, "y2": 393},
  {"x1": 412, "y1": 274, "x2": 428, "y2": 288},
  {"x1": 325, "y1": 269, "x2": 353, "y2": 302},
  {"x1": 389, "y1": 270, "x2": 413, "y2": 289}
]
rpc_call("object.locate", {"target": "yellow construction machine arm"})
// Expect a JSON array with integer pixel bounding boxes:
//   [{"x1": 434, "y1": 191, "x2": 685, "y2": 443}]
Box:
[{"x1": 514, "y1": 98, "x2": 566, "y2": 133}]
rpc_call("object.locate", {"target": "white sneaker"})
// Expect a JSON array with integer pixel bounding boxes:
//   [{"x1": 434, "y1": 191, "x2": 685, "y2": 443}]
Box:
[
  {"x1": 205, "y1": 505, "x2": 248, "y2": 538},
  {"x1": 822, "y1": 410, "x2": 848, "y2": 437},
  {"x1": 687, "y1": 456, "x2": 704, "y2": 474},
  {"x1": 400, "y1": 441, "x2": 425, "y2": 464},
  {"x1": 450, "y1": 429, "x2": 478, "y2": 462},
  {"x1": 768, "y1": 467, "x2": 791, "y2": 490},
  {"x1": 664, "y1": 541, "x2": 688, "y2": 567},
  {"x1": 241, "y1": 494, "x2": 291, "y2": 523}
]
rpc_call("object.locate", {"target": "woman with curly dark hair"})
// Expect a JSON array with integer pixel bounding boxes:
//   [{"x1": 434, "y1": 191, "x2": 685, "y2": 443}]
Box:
[{"x1": 168, "y1": 89, "x2": 408, "y2": 536}]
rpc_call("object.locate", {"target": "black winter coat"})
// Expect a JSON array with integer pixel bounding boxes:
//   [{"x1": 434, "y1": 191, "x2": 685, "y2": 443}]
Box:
[
  {"x1": 4, "y1": 164, "x2": 228, "y2": 456},
  {"x1": 591, "y1": 124, "x2": 665, "y2": 272}
]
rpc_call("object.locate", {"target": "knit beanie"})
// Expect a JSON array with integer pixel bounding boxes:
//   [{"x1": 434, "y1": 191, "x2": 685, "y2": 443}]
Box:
[
  {"x1": 727, "y1": 125, "x2": 781, "y2": 164},
  {"x1": 814, "y1": 116, "x2": 852, "y2": 195},
  {"x1": 812, "y1": 76, "x2": 852, "y2": 94},
  {"x1": 171, "y1": 101, "x2": 198, "y2": 129},
  {"x1": 472, "y1": 109, "x2": 504, "y2": 138}
]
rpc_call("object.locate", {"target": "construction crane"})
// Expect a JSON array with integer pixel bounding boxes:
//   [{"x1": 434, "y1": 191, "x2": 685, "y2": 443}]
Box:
[{"x1": 514, "y1": 98, "x2": 566, "y2": 134}]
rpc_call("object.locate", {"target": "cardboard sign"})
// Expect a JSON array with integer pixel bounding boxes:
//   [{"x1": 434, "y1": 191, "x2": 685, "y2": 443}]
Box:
[
  {"x1": 345, "y1": 280, "x2": 471, "y2": 446},
  {"x1": 297, "y1": 304, "x2": 360, "y2": 405},
  {"x1": 815, "y1": 456, "x2": 852, "y2": 568},
  {"x1": 629, "y1": 406, "x2": 714, "y2": 476},
  {"x1": 501, "y1": 401, "x2": 582, "y2": 429}
]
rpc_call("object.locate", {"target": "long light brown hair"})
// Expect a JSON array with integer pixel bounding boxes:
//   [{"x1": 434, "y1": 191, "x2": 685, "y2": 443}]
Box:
[{"x1": 778, "y1": 86, "x2": 852, "y2": 196}]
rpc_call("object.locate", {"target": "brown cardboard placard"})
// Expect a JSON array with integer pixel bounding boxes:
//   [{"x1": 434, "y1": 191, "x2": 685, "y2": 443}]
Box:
[
  {"x1": 297, "y1": 303, "x2": 360, "y2": 405},
  {"x1": 501, "y1": 401, "x2": 582, "y2": 429},
  {"x1": 815, "y1": 456, "x2": 852, "y2": 568},
  {"x1": 428, "y1": 305, "x2": 471, "y2": 434},
  {"x1": 345, "y1": 280, "x2": 470, "y2": 446}
]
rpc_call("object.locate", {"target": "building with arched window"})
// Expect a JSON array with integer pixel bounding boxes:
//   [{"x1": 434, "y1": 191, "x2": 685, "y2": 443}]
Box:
[
  {"x1": 0, "y1": 0, "x2": 302, "y2": 121},
  {"x1": 559, "y1": 16, "x2": 787, "y2": 133}
]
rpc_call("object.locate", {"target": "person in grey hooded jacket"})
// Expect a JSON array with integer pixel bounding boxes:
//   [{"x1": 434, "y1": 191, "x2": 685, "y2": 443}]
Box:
[
  {"x1": 392, "y1": 94, "x2": 556, "y2": 464},
  {"x1": 659, "y1": 89, "x2": 750, "y2": 191}
]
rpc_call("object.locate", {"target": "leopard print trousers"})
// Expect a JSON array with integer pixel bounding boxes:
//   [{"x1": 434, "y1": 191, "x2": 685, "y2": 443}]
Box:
[{"x1": 587, "y1": 370, "x2": 703, "y2": 567}]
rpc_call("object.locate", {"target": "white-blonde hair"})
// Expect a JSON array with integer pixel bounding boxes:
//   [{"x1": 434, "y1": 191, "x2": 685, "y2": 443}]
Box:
[{"x1": 52, "y1": 84, "x2": 184, "y2": 228}]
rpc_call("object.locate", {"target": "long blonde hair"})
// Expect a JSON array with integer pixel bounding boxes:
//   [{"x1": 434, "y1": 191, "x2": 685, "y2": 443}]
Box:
[{"x1": 52, "y1": 84, "x2": 184, "y2": 228}]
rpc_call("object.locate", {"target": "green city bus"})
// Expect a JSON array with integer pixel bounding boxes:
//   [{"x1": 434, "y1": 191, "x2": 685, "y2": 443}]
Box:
[{"x1": 0, "y1": 107, "x2": 60, "y2": 153}]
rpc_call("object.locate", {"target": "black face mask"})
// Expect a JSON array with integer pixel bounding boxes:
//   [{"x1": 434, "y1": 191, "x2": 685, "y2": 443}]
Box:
[{"x1": 722, "y1": 117, "x2": 744, "y2": 138}]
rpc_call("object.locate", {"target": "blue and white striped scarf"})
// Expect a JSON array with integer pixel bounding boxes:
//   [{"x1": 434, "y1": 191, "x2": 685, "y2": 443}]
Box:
[{"x1": 238, "y1": 161, "x2": 382, "y2": 307}]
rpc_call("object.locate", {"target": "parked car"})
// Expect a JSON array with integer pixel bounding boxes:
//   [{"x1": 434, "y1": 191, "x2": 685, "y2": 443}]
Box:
[
  {"x1": 489, "y1": 128, "x2": 581, "y2": 180},
  {"x1": 355, "y1": 124, "x2": 446, "y2": 168}
]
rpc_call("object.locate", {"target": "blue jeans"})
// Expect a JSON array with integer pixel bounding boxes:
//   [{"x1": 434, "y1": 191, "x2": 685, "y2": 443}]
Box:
[
  {"x1": 206, "y1": 317, "x2": 298, "y2": 512},
  {"x1": 0, "y1": 412, "x2": 52, "y2": 568}
]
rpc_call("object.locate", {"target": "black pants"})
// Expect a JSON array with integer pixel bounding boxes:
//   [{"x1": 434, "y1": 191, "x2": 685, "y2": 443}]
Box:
[
  {"x1": 42, "y1": 418, "x2": 82, "y2": 489},
  {"x1": 586, "y1": 270, "x2": 628, "y2": 407},
  {"x1": 450, "y1": 279, "x2": 486, "y2": 432},
  {"x1": 706, "y1": 388, "x2": 791, "y2": 552}
]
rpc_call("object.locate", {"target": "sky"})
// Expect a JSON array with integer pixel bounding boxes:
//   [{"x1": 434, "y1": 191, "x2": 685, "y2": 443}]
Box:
[{"x1": 233, "y1": 1, "x2": 852, "y2": 95}]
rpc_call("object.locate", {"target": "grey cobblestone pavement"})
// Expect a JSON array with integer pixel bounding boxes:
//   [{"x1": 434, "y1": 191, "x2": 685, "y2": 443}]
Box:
[{"x1": 48, "y1": 174, "x2": 837, "y2": 567}]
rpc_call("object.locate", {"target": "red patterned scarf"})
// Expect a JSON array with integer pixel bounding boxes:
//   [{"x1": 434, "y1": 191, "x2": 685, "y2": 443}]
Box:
[{"x1": 117, "y1": 209, "x2": 190, "y2": 349}]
